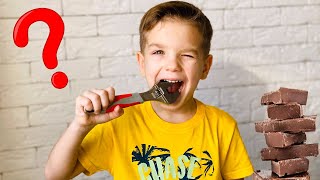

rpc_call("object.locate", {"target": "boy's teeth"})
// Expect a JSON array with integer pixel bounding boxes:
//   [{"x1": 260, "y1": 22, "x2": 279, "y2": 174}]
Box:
[{"x1": 163, "y1": 79, "x2": 182, "y2": 83}]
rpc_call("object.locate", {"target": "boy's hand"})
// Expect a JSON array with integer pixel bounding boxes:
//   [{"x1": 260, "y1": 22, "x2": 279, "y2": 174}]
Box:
[{"x1": 74, "y1": 87, "x2": 124, "y2": 128}]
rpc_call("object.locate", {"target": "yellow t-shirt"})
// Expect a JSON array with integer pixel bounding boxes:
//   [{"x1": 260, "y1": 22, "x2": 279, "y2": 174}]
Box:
[{"x1": 78, "y1": 99, "x2": 254, "y2": 179}]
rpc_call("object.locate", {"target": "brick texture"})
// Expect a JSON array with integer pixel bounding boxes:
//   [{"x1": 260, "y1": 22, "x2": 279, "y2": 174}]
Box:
[{"x1": 1, "y1": 0, "x2": 319, "y2": 179}]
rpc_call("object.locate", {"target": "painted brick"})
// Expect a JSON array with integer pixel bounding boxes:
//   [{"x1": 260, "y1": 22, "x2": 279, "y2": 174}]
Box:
[
  {"x1": 251, "y1": 98, "x2": 268, "y2": 122},
  {"x1": 63, "y1": 16, "x2": 97, "y2": 37},
  {"x1": 305, "y1": 97, "x2": 320, "y2": 116},
  {"x1": 307, "y1": 62, "x2": 320, "y2": 80},
  {"x1": 98, "y1": 14, "x2": 143, "y2": 35},
  {"x1": 203, "y1": 0, "x2": 251, "y2": 9},
  {"x1": 130, "y1": 0, "x2": 207, "y2": 12},
  {"x1": 309, "y1": 0, "x2": 320, "y2": 4},
  {"x1": 2, "y1": 168, "x2": 45, "y2": 180},
  {"x1": 220, "y1": 85, "x2": 276, "y2": 107},
  {"x1": 31, "y1": 58, "x2": 100, "y2": 82},
  {"x1": 66, "y1": 36, "x2": 132, "y2": 59},
  {"x1": 210, "y1": 50, "x2": 224, "y2": 69},
  {"x1": 0, "y1": 0, "x2": 62, "y2": 18},
  {"x1": 238, "y1": 123, "x2": 265, "y2": 158},
  {"x1": 224, "y1": 46, "x2": 281, "y2": 66},
  {"x1": 225, "y1": 8, "x2": 280, "y2": 29},
  {"x1": 281, "y1": 6, "x2": 320, "y2": 25},
  {"x1": 202, "y1": 10, "x2": 224, "y2": 30},
  {"x1": 0, "y1": 149, "x2": 36, "y2": 172},
  {"x1": 0, "y1": 108, "x2": 28, "y2": 129},
  {"x1": 212, "y1": 29, "x2": 252, "y2": 49},
  {"x1": 70, "y1": 76, "x2": 147, "y2": 99},
  {"x1": 280, "y1": 44, "x2": 320, "y2": 62},
  {"x1": 63, "y1": 0, "x2": 130, "y2": 15},
  {"x1": 0, "y1": 39, "x2": 66, "y2": 63},
  {"x1": 253, "y1": 26, "x2": 307, "y2": 46},
  {"x1": 253, "y1": 0, "x2": 308, "y2": 7},
  {"x1": 194, "y1": 88, "x2": 220, "y2": 106},
  {"x1": 29, "y1": 102, "x2": 74, "y2": 126},
  {"x1": 248, "y1": 63, "x2": 307, "y2": 83},
  {"x1": 0, "y1": 124, "x2": 66, "y2": 151},
  {"x1": 100, "y1": 56, "x2": 140, "y2": 77},
  {"x1": 220, "y1": 85, "x2": 275, "y2": 123},
  {"x1": 0, "y1": 83, "x2": 71, "y2": 107},
  {"x1": 273, "y1": 80, "x2": 320, "y2": 98},
  {"x1": 37, "y1": 146, "x2": 52, "y2": 167},
  {"x1": 130, "y1": 0, "x2": 160, "y2": 12},
  {"x1": 133, "y1": 35, "x2": 140, "y2": 53},
  {"x1": 309, "y1": 25, "x2": 320, "y2": 42},
  {"x1": 0, "y1": 63, "x2": 30, "y2": 85},
  {"x1": 198, "y1": 65, "x2": 255, "y2": 88},
  {"x1": 0, "y1": 19, "x2": 20, "y2": 42}
]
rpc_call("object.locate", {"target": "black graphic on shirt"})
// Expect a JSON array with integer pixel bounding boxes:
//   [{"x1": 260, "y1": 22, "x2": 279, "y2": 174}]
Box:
[{"x1": 132, "y1": 144, "x2": 214, "y2": 180}]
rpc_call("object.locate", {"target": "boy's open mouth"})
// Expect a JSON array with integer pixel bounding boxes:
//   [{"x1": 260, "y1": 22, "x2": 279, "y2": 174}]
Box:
[{"x1": 160, "y1": 79, "x2": 183, "y2": 94}]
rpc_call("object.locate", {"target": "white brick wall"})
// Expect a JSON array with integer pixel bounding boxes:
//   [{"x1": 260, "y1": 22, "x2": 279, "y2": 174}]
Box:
[{"x1": 0, "y1": 0, "x2": 319, "y2": 179}]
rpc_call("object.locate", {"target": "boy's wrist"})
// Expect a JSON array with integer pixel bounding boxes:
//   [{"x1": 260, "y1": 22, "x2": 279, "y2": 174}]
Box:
[{"x1": 70, "y1": 119, "x2": 95, "y2": 136}]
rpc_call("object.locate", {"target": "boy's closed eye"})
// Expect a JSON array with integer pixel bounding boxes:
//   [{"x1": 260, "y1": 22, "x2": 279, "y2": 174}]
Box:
[{"x1": 182, "y1": 54, "x2": 194, "y2": 58}]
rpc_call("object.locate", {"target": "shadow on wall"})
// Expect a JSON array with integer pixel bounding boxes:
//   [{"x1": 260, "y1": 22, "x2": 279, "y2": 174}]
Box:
[{"x1": 195, "y1": 62, "x2": 272, "y2": 177}]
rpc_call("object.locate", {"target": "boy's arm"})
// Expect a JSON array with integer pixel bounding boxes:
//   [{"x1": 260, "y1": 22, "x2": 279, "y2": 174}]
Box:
[{"x1": 45, "y1": 87, "x2": 123, "y2": 180}]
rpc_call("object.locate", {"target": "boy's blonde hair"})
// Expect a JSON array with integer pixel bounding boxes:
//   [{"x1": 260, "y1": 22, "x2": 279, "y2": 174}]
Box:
[{"x1": 139, "y1": 1, "x2": 213, "y2": 57}]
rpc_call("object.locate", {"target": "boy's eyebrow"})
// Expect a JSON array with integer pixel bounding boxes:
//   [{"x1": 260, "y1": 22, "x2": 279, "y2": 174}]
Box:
[
  {"x1": 148, "y1": 43, "x2": 199, "y2": 54},
  {"x1": 147, "y1": 43, "x2": 165, "y2": 48}
]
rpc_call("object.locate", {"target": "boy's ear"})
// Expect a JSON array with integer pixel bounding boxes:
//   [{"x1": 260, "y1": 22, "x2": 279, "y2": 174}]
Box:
[
  {"x1": 201, "y1": 54, "x2": 213, "y2": 80},
  {"x1": 136, "y1": 51, "x2": 146, "y2": 77}
]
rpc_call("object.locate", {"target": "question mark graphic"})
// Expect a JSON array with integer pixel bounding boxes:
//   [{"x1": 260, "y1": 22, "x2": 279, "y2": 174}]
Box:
[{"x1": 13, "y1": 8, "x2": 68, "y2": 89}]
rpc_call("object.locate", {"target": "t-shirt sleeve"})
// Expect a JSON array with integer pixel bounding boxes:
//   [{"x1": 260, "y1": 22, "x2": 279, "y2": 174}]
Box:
[
  {"x1": 219, "y1": 111, "x2": 254, "y2": 179},
  {"x1": 78, "y1": 123, "x2": 114, "y2": 176}
]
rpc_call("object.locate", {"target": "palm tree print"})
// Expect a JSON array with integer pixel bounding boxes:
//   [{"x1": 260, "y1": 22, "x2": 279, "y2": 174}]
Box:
[
  {"x1": 132, "y1": 144, "x2": 170, "y2": 166},
  {"x1": 183, "y1": 148, "x2": 201, "y2": 167},
  {"x1": 201, "y1": 150, "x2": 214, "y2": 176}
]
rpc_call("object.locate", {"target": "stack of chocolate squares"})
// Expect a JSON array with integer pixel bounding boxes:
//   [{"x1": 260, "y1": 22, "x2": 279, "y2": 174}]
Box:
[{"x1": 253, "y1": 87, "x2": 319, "y2": 179}]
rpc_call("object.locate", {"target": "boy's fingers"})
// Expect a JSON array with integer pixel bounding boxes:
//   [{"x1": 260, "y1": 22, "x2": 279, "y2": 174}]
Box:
[
  {"x1": 91, "y1": 89, "x2": 109, "y2": 110},
  {"x1": 95, "y1": 105, "x2": 124, "y2": 124},
  {"x1": 83, "y1": 90, "x2": 102, "y2": 114},
  {"x1": 76, "y1": 95, "x2": 93, "y2": 115},
  {"x1": 105, "y1": 87, "x2": 115, "y2": 103}
]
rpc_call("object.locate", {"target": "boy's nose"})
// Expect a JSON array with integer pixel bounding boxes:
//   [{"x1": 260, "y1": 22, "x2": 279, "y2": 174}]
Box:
[{"x1": 164, "y1": 56, "x2": 182, "y2": 72}]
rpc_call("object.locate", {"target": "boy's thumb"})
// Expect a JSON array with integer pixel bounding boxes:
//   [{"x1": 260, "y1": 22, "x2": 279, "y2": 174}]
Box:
[{"x1": 106, "y1": 105, "x2": 124, "y2": 120}]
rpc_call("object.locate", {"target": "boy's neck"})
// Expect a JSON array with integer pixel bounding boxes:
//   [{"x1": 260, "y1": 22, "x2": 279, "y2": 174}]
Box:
[{"x1": 150, "y1": 98, "x2": 197, "y2": 123}]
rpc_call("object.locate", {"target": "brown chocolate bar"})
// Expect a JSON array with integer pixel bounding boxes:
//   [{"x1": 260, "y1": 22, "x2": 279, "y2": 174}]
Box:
[
  {"x1": 267, "y1": 103, "x2": 302, "y2": 120},
  {"x1": 271, "y1": 158, "x2": 309, "y2": 177},
  {"x1": 260, "y1": 143, "x2": 318, "y2": 161},
  {"x1": 264, "y1": 132, "x2": 306, "y2": 148},
  {"x1": 255, "y1": 116, "x2": 316, "y2": 133},
  {"x1": 253, "y1": 170, "x2": 310, "y2": 180},
  {"x1": 261, "y1": 87, "x2": 308, "y2": 105}
]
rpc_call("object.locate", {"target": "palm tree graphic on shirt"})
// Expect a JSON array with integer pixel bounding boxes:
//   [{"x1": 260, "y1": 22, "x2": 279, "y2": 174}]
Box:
[
  {"x1": 132, "y1": 144, "x2": 171, "y2": 166},
  {"x1": 131, "y1": 144, "x2": 215, "y2": 179}
]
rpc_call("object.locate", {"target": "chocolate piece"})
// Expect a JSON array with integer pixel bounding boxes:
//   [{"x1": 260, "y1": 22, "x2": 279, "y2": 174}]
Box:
[
  {"x1": 261, "y1": 87, "x2": 308, "y2": 105},
  {"x1": 260, "y1": 143, "x2": 318, "y2": 161},
  {"x1": 253, "y1": 170, "x2": 310, "y2": 180},
  {"x1": 255, "y1": 116, "x2": 316, "y2": 133},
  {"x1": 264, "y1": 132, "x2": 306, "y2": 148},
  {"x1": 271, "y1": 158, "x2": 309, "y2": 177},
  {"x1": 267, "y1": 103, "x2": 302, "y2": 120}
]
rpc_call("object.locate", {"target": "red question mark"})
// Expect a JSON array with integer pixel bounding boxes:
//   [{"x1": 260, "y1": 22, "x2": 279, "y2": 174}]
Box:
[{"x1": 13, "y1": 8, "x2": 68, "y2": 89}]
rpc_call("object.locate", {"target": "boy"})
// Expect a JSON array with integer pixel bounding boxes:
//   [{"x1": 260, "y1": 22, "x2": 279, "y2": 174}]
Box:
[{"x1": 45, "y1": 1, "x2": 254, "y2": 180}]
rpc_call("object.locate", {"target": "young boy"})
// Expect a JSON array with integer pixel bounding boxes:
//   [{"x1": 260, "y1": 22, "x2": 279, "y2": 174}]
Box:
[{"x1": 45, "y1": 1, "x2": 254, "y2": 180}]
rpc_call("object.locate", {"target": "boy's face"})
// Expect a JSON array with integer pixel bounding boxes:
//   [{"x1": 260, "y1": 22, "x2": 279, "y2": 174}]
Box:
[{"x1": 137, "y1": 19, "x2": 212, "y2": 109}]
